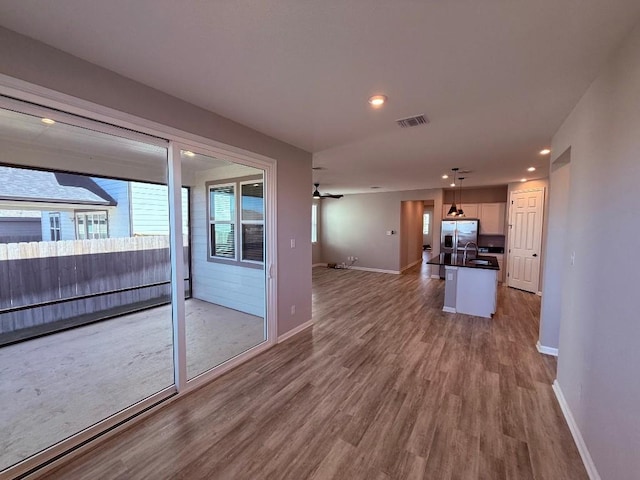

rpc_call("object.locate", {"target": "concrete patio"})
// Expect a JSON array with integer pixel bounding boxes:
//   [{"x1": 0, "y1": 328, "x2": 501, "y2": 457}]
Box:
[{"x1": 0, "y1": 299, "x2": 264, "y2": 471}]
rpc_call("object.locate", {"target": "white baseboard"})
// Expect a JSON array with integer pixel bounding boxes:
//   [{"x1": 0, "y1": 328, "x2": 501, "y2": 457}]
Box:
[
  {"x1": 400, "y1": 259, "x2": 423, "y2": 272},
  {"x1": 277, "y1": 319, "x2": 314, "y2": 343},
  {"x1": 537, "y1": 291, "x2": 543, "y2": 296},
  {"x1": 442, "y1": 306, "x2": 456, "y2": 314},
  {"x1": 350, "y1": 266, "x2": 400, "y2": 274},
  {"x1": 430, "y1": 274, "x2": 441, "y2": 279},
  {"x1": 536, "y1": 341, "x2": 559, "y2": 356},
  {"x1": 552, "y1": 380, "x2": 601, "y2": 480},
  {"x1": 312, "y1": 263, "x2": 327, "y2": 268}
]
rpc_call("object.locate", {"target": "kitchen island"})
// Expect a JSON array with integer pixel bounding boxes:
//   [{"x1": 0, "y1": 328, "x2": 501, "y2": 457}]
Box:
[{"x1": 427, "y1": 253, "x2": 500, "y2": 318}]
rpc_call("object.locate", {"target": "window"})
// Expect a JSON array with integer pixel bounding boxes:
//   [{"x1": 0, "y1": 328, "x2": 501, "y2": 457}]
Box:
[
  {"x1": 207, "y1": 177, "x2": 264, "y2": 265},
  {"x1": 311, "y1": 203, "x2": 318, "y2": 243},
  {"x1": 423, "y1": 212, "x2": 430, "y2": 235},
  {"x1": 49, "y1": 212, "x2": 61, "y2": 241},
  {"x1": 240, "y1": 182, "x2": 264, "y2": 262},
  {"x1": 76, "y1": 211, "x2": 108, "y2": 239},
  {"x1": 209, "y1": 184, "x2": 236, "y2": 258}
]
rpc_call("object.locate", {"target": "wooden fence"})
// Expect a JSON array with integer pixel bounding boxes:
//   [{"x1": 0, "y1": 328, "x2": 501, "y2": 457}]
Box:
[{"x1": 0, "y1": 236, "x2": 190, "y2": 344}]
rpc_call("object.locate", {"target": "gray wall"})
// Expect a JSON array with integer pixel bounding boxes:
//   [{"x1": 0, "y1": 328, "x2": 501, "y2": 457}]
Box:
[
  {"x1": 321, "y1": 188, "x2": 442, "y2": 273},
  {"x1": 539, "y1": 154, "x2": 571, "y2": 350},
  {"x1": 548, "y1": 20, "x2": 640, "y2": 479},
  {"x1": 0, "y1": 26, "x2": 313, "y2": 336}
]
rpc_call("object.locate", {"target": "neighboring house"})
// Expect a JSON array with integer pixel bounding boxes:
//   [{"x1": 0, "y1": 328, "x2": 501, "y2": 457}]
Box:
[
  {"x1": 0, "y1": 166, "x2": 189, "y2": 242},
  {"x1": 0, "y1": 209, "x2": 41, "y2": 243},
  {"x1": 0, "y1": 165, "x2": 117, "y2": 242}
]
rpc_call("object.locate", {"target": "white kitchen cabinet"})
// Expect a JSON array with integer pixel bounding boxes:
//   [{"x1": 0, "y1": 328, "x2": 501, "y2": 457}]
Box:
[
  {"x1": 478, "y1": 203, "x2": 506, "y2": 234},
  {"x1": 442, "y1": 203, "x2": 479, "y2": 219}
]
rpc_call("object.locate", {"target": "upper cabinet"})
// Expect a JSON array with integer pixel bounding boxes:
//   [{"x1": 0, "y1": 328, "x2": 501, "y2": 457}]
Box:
[{"x1": 478, "y1": 203, "x2": 506, "y2": 235}]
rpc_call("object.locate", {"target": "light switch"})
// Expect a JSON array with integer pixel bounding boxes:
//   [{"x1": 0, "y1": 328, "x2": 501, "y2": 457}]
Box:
[{"x1": 290, "y1": 238, "x2": 296, "y2": 248}]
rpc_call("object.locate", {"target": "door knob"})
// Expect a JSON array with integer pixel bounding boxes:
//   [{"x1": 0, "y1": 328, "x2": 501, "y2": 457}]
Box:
[{"x1": 532, "y1": 253, "x2": 538, "y2": 257}]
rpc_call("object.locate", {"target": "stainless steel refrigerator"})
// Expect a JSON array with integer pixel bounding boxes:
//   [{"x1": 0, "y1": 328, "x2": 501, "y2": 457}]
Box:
[{"x1": 440, "y1": 219, "x2": 479, "y2": 278}]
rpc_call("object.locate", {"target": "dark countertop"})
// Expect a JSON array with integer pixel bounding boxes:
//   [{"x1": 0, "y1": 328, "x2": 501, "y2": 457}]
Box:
[{"x1": 426, "y1": 253, "x2": 500, "y2": 270}]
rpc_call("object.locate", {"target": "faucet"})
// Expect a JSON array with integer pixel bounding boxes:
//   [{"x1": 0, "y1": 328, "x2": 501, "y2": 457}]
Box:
[{"x1": 463, "y1": 242, "x2": 478, "y2": 263}]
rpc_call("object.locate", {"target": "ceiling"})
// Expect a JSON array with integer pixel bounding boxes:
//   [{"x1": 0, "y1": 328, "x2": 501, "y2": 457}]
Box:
[{"x1": 1, "y1": 1, "x2": 639, "y2": 194}]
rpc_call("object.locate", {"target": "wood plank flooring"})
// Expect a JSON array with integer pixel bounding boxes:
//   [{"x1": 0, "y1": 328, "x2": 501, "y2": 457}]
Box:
[{"x1": 37, "y1": 265, "x2": 587, "y2": 479}]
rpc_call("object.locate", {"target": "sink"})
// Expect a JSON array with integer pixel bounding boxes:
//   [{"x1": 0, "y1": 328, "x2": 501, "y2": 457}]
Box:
[{"x1": 468, "y1": 259, "x2": 491, "y2": 265}]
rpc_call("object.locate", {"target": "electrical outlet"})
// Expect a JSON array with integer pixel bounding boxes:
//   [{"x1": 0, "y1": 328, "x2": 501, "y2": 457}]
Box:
[
  {"x1": 290, "y1": 238, "x2": 296, "y2": 248},
  {"x1": 291, "y1": 305, "x2": 296, "y2": 315},
  {"x1": 570, "y1": 251, "x2": 575, "y2": 265}
]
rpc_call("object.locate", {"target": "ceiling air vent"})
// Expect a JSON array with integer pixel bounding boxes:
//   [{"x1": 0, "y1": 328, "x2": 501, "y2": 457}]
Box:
[{"x1": 396, "y1": 114, "x2": 429, "y2": 128}]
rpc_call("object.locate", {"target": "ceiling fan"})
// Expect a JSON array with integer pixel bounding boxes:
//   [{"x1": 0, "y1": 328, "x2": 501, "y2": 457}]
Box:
[{"x1": 312, "y1": 183, "x2": 343, "y2": 199}]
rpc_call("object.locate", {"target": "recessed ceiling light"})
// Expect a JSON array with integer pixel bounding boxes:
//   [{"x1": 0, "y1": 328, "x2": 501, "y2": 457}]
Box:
[
  {"x1": 450, "y1": 182, "x2": 456, "y2": 187},
  {"x1": 442, "y1": 174, "x2": 449, "y2": 179},
  {"x1": 527, "y1": 166, "x2": 536, "y2": 172},
  {"x1": 520, "y1": 178, "x2": 527, "y2": 182},
  {"x1": 41, "y1": 118, "x2": 55, "y2": 125},
  {"x1": 539, "y1": 148, "x2": 551, "y2": 155},
  {"x1": 182, "y1": 150, "x2": 195, "y2": 157},
  {"x1": 368, "y1": 95, "x2": 387, "y2": 107}
]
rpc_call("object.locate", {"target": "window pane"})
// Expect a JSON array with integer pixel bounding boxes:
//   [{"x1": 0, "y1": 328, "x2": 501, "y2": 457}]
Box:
[
  {"x1": 241, "y1": 182, "x2": 263, "y2": 221},
  {"x1": 242, "y1": 224, "x2": 264, "y2": 262},
  {"x1": 423, "y1": 213, "x2": 430, "y2": 235},
  {"x1": 211, "y1": 223, "x2": 235, "y2": 258},
  {"x1": 311, "y1": 204, "x2": 318, "y2": 243},
  {"x1": 210, "y1": 185, "x2": 234, "y2": 222}
]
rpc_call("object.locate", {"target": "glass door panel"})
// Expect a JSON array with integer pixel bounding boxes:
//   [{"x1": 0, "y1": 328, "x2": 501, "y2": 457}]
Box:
[
  {"x1": 0, "y1": 107, "x2": 175, "y2": 471},
  {"x1": 180, "y1": 150, "x2": 266, "y2": 380}
]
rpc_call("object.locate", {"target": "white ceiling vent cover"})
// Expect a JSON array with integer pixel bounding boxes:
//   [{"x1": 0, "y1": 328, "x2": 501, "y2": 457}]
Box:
[{"x1": 396, "y1": 114, "x2": 429, "y2": 128}]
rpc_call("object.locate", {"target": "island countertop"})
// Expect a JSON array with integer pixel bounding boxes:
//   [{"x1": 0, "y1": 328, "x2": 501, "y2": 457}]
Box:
[{"x1": 427, "y1": 253, "x2": 500, "y2": 271}]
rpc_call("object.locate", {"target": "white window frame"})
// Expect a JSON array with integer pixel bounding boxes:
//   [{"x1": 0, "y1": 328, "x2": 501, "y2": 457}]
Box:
[
  {"x1": 76, "y1": 210, "x2": 109, "y2": 240},
  {"x1": 207, "y1": 182, "x2": 237, "y2": 260},
  {"x1": 49, "y1": 212, "x2": 61, "y2": 241}
]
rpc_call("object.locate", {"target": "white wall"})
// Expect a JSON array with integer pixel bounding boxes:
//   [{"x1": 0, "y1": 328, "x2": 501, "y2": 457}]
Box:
[
  {"x1": 321, "y1": 188, "x2": 442, "y2": 273},
  {"x1": 548, "y1": 20, "x2": 640, "y2": 480},
  {"x1": 539, "y1": 154, "x2": 570, "y2": 350}
]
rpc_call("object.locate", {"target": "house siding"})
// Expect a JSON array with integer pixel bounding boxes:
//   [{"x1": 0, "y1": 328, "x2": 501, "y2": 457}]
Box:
[{"x1": 93, "y1": 178, "x2": 131, "y2": 238}]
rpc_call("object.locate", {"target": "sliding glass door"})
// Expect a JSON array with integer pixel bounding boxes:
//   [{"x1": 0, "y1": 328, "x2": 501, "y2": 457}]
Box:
[
  {"x1": 0, "y1": 105, "x2": 176, "y2": 472},
  {"x1": 179, "y1": 150, "x2": 267, "y2": 380},
  {"x1": 0, "y1": 97, "x2": 273, "y2": 478}
]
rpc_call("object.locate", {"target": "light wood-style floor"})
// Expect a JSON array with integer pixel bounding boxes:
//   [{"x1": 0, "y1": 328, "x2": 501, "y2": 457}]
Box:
[{"x1": 39, "y1": 265, "x2": 587, "y2": 479}]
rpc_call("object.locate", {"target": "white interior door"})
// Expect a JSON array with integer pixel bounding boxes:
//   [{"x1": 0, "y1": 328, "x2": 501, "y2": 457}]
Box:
[{"x1": 508, "y1": 188, "x2": 544, "y2": 293}]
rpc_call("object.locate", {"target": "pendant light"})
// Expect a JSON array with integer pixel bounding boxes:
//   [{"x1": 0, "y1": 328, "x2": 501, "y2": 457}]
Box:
[
  {"x1": 447, "y1": 168, "x2": 459, "y2": 216},
  {"x1": 457, "y1": 177, "x2": 465, "y2": 217}
]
